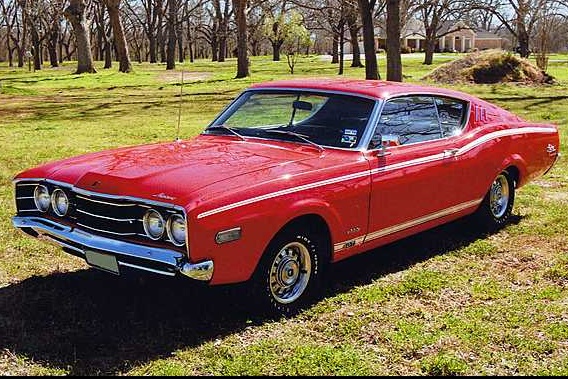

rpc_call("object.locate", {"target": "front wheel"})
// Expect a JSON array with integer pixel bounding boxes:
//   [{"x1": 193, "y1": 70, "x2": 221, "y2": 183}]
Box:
[
  {"x1": 476, "y1": 171, "x2": 515, "y2": 230},
  {"x1": 253, "y1": 227, "x2": 326, "y2": 316}
]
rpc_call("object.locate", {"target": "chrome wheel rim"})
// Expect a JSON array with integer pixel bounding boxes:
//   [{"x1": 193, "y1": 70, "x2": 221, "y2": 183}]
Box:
[
  {"x1": 269, "y1": 241, "x2": 312, "y2": 304},
  {"x1": 489, "y1": 174, "x2": 509, "y2": 218}
]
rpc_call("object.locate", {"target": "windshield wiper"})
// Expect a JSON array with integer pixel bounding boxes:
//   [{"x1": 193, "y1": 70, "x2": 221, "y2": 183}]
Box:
[
  {"x1": 263, "y1": 130, "x2": 324, "y2": 152},
  {"x1": 206, "y1": 125, "x2": 246, "y2": 141}
]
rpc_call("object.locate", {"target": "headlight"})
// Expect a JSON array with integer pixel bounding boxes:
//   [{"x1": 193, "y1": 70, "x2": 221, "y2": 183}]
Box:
[
  {"x1": 143, "y1": 209, "x2": 165, "y2": 240},
  {"x1": 51, "y1": 189, "x2": 69, "y2": 216},
  {"x1": 33, "y1": 185, "x2": 50, "y2": 212},
  {"x1": 167, "y1": 214, "x2": 186, "y2": 246}
]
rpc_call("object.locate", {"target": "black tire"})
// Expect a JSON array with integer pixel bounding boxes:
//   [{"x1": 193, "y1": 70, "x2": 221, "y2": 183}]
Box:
[
  {"x1": 253, "y1": 225, "x2": 327, "y2": 316},
  {"x1": 476, "y1": 170, "x2": 515, "y2": 230}
]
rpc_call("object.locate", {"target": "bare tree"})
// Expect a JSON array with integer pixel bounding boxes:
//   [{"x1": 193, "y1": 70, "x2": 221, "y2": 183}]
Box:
[
  {"x1": 104, "y1": 0, "x2": 133, "y2": 72},
  {"x1": 213, "y1": 0, "x2": 231, "y2": 61},
  {"x1": 233, "y1": 0, "x2": 249, "y2": 78},
  {"x1": 471, "y1": 0, "x2": 567, "y2": 59},
  {"x1": 386, "y1": 0, "x2": 402, "y2": 80},
  {"x1": 65, "y1": 0, "x2": 96, "y2": 73},
  {"x1": 0, "y1": 0, "x2": 17, "y2": 66},
  {"x1": 414, "y1": 0, "x2": 470, "y2": 65},
  {"x1": 358, "y1": 0, "x2": 380, "y2": 79},
  {"x1": 345, "y1": 0, "x2": 363, "y2": 67}
]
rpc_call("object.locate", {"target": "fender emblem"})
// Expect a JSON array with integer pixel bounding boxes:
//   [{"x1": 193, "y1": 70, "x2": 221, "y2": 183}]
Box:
[
  {"x1": 152, "y1": 192, "x2": 176, "y2": 200},
  {"x1": 546, "y1": 144, "x2": 557, "y2": 155}
]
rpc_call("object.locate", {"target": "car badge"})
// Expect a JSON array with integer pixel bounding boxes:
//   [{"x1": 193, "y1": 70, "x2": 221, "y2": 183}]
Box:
[
  {"x1": 152, "y1": 192, "x2": 176, "y2": 201},
  {"x1": 91, "y1": 180, "x2": 101, "y2": 187},
  {"x1": 546, "y1": 144, "x2": 557, "y2": 155}
]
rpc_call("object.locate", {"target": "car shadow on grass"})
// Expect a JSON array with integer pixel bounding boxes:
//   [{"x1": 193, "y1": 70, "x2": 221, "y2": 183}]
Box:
[{"x1": 0, "y1": 214, "x2": 523, "y2": 375}]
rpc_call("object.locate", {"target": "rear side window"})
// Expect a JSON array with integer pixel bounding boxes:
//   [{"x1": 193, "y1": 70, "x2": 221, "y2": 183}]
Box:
[{"x1": 434, "y1": 97, "x2": 468, "y2": 137}]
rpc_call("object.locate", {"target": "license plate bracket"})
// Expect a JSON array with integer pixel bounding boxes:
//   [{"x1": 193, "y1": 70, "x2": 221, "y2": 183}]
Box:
[{"x1": 85, "y1": 250, "x2": 120, "y2": 275}]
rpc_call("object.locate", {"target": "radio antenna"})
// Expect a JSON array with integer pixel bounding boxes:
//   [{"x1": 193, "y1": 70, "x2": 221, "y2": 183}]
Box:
[{"x1": 176, "y1": 70, "x2": 184, "y2": 142}]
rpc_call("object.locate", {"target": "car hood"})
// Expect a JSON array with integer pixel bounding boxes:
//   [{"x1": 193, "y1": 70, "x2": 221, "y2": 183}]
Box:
[{"x1": 26, "y1": 135, "x2": 319, "y2": 205}]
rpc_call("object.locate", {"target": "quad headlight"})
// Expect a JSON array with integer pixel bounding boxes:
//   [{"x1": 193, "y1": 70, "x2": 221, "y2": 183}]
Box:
[
  {"x1": 33, "y1": 185, "x2": 51, "y2": 213},
  {"x1": 143, "y1": 209, "x2": 165, "y2": 240},
  {"x1": 167, "y1": 214, "x2": 187, "y2": 246},
  {"x1": 51, "y1": 189, "x2": 69, "y2": 216}
]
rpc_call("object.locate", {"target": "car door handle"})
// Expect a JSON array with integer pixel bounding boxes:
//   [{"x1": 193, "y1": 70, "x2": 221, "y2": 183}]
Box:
[{"x1": 443, "y1": 148, "x2": 459, "y2": 158}]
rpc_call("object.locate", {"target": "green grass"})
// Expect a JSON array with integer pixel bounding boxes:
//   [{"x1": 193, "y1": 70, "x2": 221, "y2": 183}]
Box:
[{"x1": 0, "y1": 52, "x2": 567, "y2": 375}]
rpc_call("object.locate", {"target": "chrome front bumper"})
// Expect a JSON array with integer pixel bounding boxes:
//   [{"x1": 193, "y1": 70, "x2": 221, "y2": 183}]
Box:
[{"x1": 12, "y1": 216, "x2": 214, "y2": 281}]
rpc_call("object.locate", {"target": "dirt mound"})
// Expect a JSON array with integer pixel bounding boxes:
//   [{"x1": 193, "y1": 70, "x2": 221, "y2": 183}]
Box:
[{"x1": 423, "y1": 50, "x2": 555, "y2": 84}]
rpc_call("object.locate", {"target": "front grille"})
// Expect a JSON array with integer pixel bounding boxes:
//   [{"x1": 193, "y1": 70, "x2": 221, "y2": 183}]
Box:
[
  {"x1": 73, "y1": 193, "x2": 148, "y2": 237},
  {"x1": 15, "y1": 180, "x2": 185, "y2": 250}
]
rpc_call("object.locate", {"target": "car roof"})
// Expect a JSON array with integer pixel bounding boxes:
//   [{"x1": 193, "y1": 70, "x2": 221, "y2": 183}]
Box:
[{"x1": 250, "y1": 78, "x2": 479, "y2": 102}]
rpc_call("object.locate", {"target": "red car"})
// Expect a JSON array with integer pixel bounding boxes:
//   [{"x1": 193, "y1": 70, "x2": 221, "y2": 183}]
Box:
[{"x1": 12, "y1": 79, "x2": 560, "y2": 314}]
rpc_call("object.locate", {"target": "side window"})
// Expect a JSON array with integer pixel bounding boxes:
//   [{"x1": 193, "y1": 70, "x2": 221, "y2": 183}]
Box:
[
  {"x1": 434, "y1": 97, "x2": 468, "y2": 137},
  {"x1": 372, "y1": 96, "x2": 442, "y2": 147}
]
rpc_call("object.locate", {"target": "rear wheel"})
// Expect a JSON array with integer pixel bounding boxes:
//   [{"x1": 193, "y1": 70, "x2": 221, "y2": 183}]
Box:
[
  {"x1": 253, "y1": 226, "x2": 327, "y2": 316},
  {"x1": 476, "y1": 171, "x2": 515, "y2": 230}
]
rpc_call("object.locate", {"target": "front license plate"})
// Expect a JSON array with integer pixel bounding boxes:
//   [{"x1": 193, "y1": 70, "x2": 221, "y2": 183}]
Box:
[{"x1": 85, "y1": 250, "x2": 120, "y2": 275}]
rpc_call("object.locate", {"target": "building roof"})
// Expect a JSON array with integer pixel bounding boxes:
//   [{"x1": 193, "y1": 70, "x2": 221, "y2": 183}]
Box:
[{"x1": 475, "y1": 30, "x2": 502, "y2": 39}]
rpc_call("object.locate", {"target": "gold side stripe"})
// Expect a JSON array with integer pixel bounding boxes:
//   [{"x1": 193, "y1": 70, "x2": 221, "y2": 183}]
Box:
[{"x1": 334, "y1": 199, "x2": 482, "y2": 252}]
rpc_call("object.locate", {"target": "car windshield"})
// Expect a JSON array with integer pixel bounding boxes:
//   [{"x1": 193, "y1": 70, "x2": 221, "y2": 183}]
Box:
[{"x1": 204, "y1": 90, "x2": 376, "y2": 149}]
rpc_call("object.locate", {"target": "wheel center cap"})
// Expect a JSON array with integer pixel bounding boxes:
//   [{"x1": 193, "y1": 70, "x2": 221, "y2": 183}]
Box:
[{"x1": 279, "y1": 259, "x2": 299, "y2": 286}]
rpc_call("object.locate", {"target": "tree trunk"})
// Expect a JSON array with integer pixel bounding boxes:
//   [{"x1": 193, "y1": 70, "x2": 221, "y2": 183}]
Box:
[
  {"x1": 358, "y1": 0, "x2": 379, "y2": 80},
  {"x1": 338, "y1": 22, "x2": 345, "y2": 75},
  {"x1": 105, "y1": 0, "x2": 132, "y2": 73},
  {"x1": 347, "y1": 13, "x2": 363, "y2": 68},
  {"x1": 386, "y1": 0, "x2": 402, "y2": 81},
  {"x1": 157, "y1": 0, "x2": 166, "y2": 63},
  {"x1": 517, "y1": 26, "x2": 530, "y2": 58},
  {"x1": 233, "y1": 0, "x2": 249, "y2": 78},
  {"x1": 104, "y1": 39, "x2": 112, "y2": 68},
  {"x1": 31, "y1": 27, "x2": 41, "y2": 70},
  {"x1": 423, "y1": 36, "x2": 435, "y2": 65},
  {"x1": 166, "y1": 0, "x2": 176, "y2": 70},
  {"x1": 331, "y1": 35, "x2": 339, "y2": 64},
  {"x1": 149, "y1": 33, "x2": 157, "y2": 63},
  {"x1": 211, "y1": 32, "x2": 219, "y2": 61},
  {"x1": 64, "y1": 0, "x2": 96, "y2": 74},
  {"x1": 272, "y1": 40, "x2": 283, "y2": 61},
  {"x1": 218, "y1": 34, "x2": 226, "y2": 62}
]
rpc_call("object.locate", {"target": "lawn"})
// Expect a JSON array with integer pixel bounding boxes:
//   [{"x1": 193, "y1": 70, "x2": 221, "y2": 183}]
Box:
[{"x1": 0, "y1": 53, "x2": 567, "y2": 375}]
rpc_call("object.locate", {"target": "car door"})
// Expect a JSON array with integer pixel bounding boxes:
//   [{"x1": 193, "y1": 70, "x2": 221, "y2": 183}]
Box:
[{"x1": 363, "y1": 95, "x2": 468, "y2": 246}]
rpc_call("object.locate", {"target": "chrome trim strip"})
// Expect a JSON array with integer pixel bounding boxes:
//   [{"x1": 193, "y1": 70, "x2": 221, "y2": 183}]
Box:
[
  {"x1": 365, "y1": 199, "x2": 482, "y2": 242},
  {"x1": 197, "y1": 127, "x2": 557, "y2": 219},
  {"x1": 118, "y1": 261, "x2": 176, "y2": 277},
  {"x1": 76, "y1": 208, "x2": 140, "y2": 222},
  {"x1": 16, "y1": 196, "x2": 35, "y2": 200},
  {"x1": 75, "y1": 194, "x2": 139, "y2": 207},
  {"x1": 76, "y1": 222, "x2": 138, "y2": 236}
]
